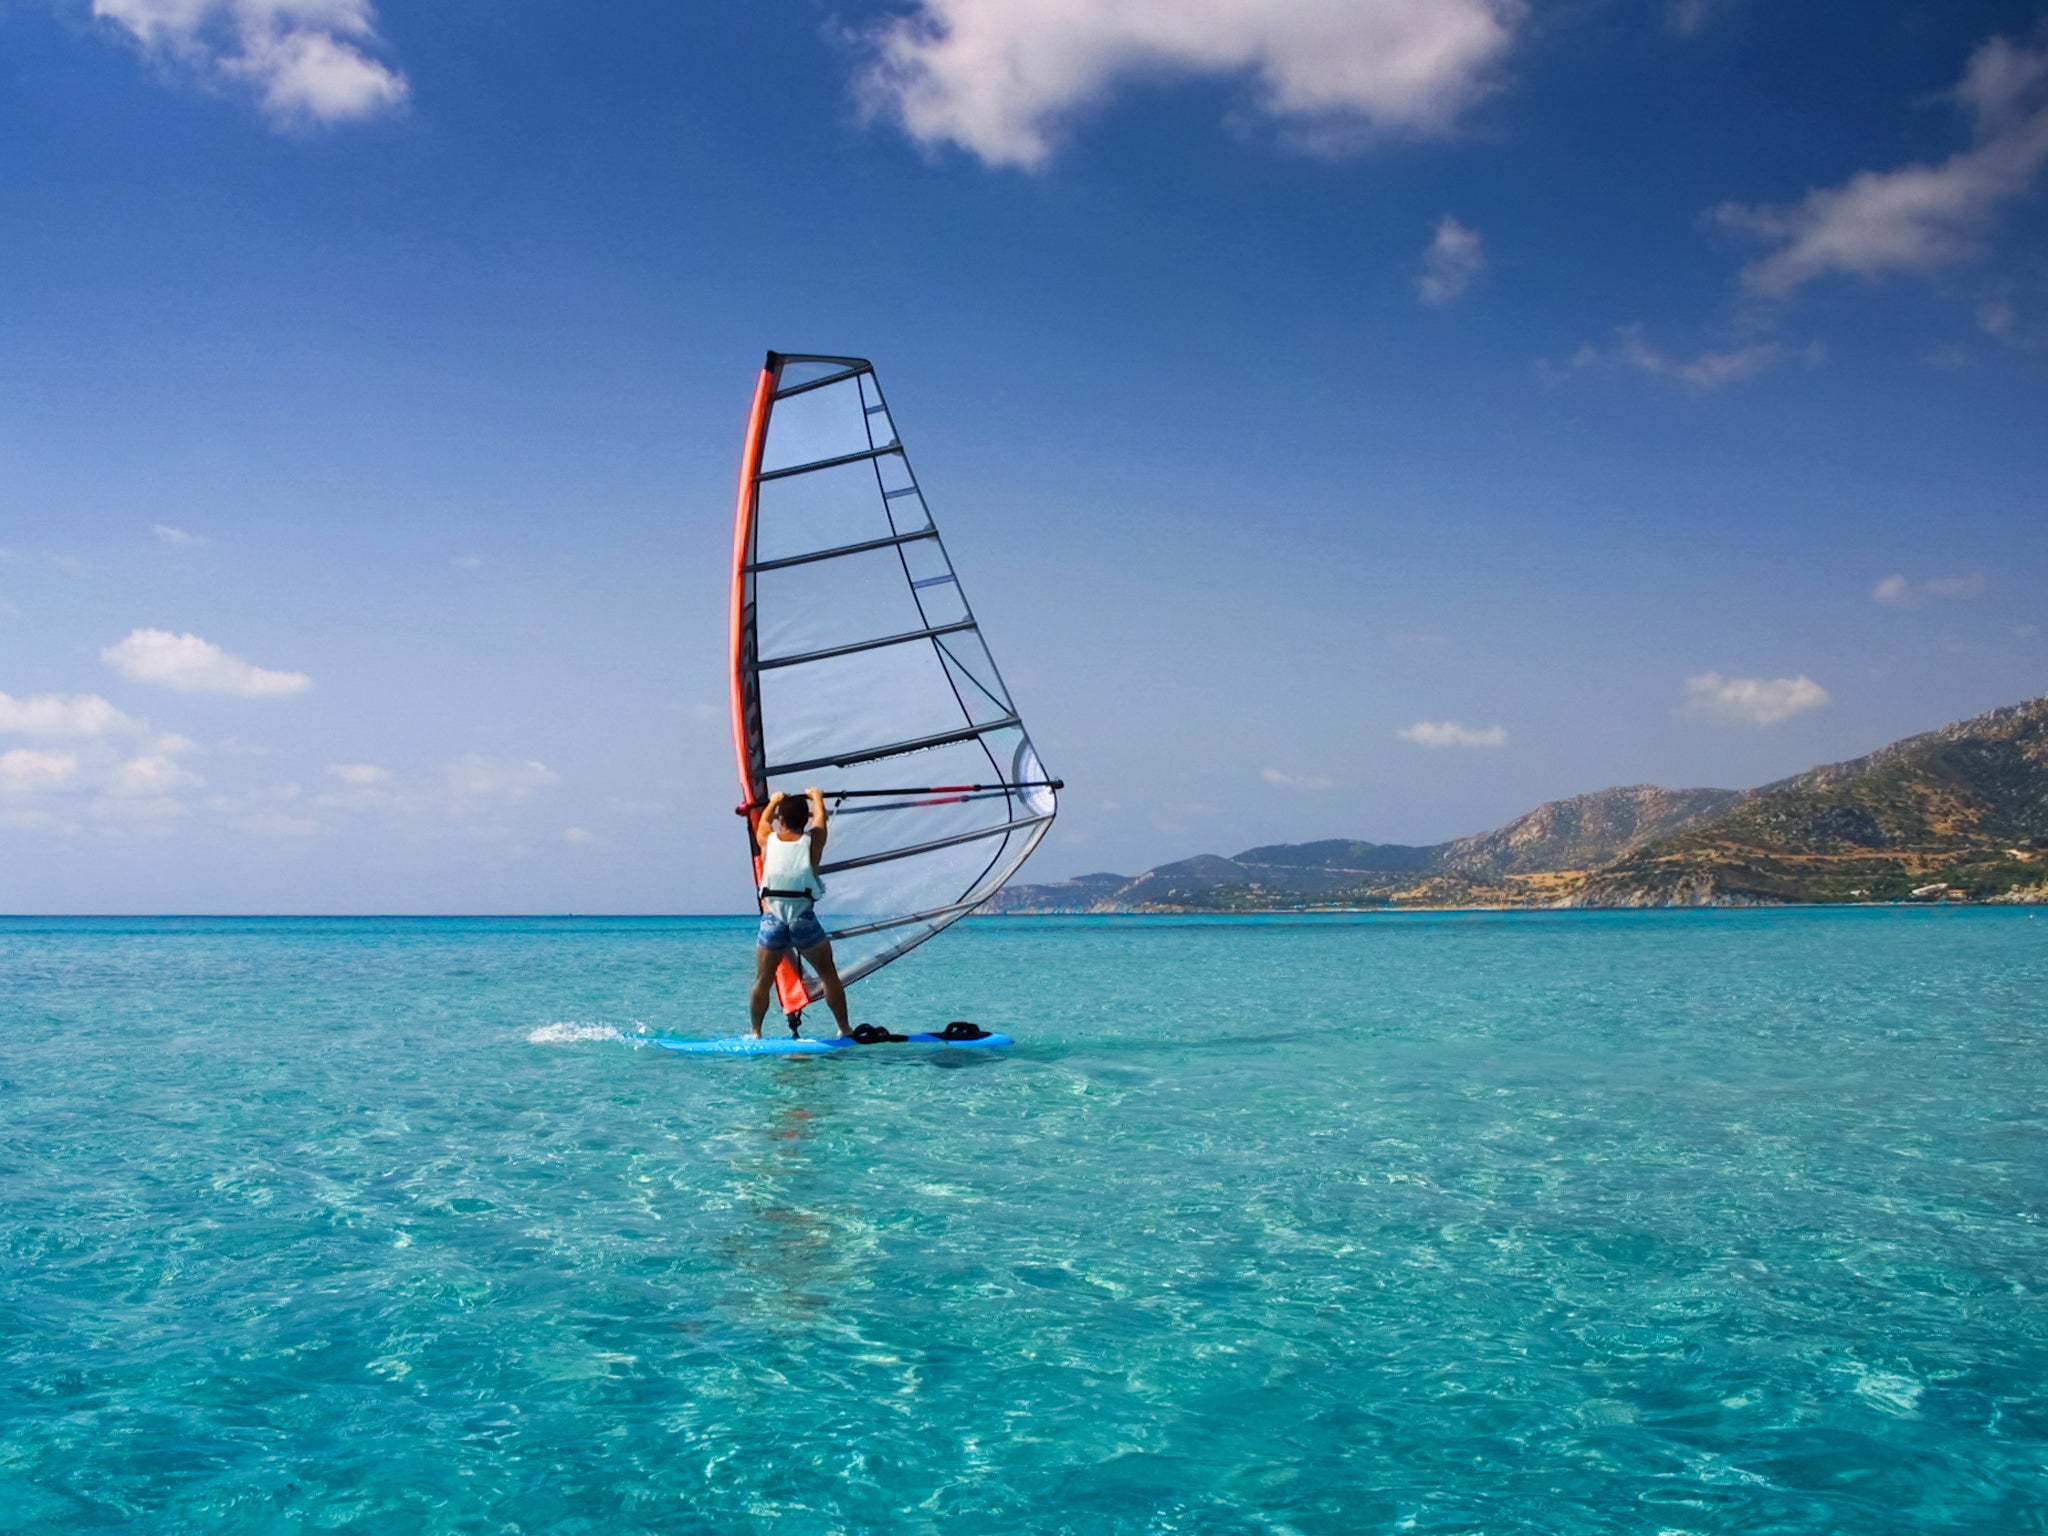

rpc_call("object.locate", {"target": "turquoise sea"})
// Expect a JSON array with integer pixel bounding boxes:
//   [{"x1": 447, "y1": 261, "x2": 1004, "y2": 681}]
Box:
[{"x1": 3, "y1": 909, "x2": 2045, "y2": 1534}]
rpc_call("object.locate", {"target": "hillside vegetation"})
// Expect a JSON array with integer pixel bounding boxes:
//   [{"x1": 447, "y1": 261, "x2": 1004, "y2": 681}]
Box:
[
  {"x1": 991, "y1": 697, "x2": 2048, "y2": 911},
  {"x1": 1579, "y1": 697, "x2": 2048, "y2": 905}
]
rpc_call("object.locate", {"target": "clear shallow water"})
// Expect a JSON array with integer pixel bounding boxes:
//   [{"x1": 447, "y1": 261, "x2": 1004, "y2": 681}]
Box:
[{"x1": 3, "y1": 909, "x2": 2045, "y2": 1535}]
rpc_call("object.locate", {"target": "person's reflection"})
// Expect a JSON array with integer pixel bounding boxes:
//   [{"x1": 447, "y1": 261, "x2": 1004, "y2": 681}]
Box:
[{"x1": 715, "y1": 1086, "x2": 859, "y2": 1324}]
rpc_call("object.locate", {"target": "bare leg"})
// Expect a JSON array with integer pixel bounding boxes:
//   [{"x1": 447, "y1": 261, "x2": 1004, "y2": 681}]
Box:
[
  {"x1": 800, "y1": 939, "x2": 853, "y2": 1037},
  {"x1": 749, "y1": 944, "x2": 785, "y2": 1038}
]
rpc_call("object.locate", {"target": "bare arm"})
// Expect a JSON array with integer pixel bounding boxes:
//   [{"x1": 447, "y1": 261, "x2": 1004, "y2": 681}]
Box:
[
  {"x1": 807, "y1": 786, "x2": 828, "y2": 862},
  {"x1": 755, "y1": 791, "x2": 784, "y2": 850}
]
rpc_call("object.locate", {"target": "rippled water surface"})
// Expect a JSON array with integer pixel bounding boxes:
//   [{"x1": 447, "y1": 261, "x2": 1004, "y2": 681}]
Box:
[{"x1": 3, "y1": 909, "x2": 2046, "y2": 1533}]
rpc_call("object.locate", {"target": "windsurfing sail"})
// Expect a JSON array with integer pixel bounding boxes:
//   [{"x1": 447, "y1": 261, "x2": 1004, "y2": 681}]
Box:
[{"x1": 731, "y1": 351, "x2": 1059, "y2": 1018}]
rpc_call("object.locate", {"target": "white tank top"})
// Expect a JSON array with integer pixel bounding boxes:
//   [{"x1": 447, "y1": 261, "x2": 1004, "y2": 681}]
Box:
[{"x1": 759, "y1": 831, "x2": 824, "y2": 920}]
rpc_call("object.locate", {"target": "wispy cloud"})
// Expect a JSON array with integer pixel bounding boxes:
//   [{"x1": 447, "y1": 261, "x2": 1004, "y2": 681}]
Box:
[
  {"x1": 858, "y1": 0, "x2": 1524, "y2": 169},
  {"x1": 104, "y1": 750, "x2": 203, "y2": 799},
  {"x1": 1713, "y1": 30, "x2": 2048, "y2": 297},
  {"x1": 443, "y1": 755, "x2": 559, "y2": 807},
  {"x1": 153, "y1": 523, "x2": 207, "y2": 547},
  {"x1": 0, "y1": 730, "x2": 204, "y2": 823},
  {"x1": 1684, "y1": 672, "x2": 1829, "y2": 725},
  {"x1": 0, "y1": 692, "x2": 146, "y2": 737},
  {"x1": 1874, "y1": 572, "x2": 1987, "y2": 606},
  {"x1": 1396, "y1": 720, "x2": 1507, "y2": 748},
  {"x1": 103, "y1": 629, "x2": 312, "y2": 697},
  {"x1": 0, "y1": 748, "x2": 81, "y2": 794},
  {"x1": 1543, "y1": 324, "x2": 1816, "y2": 393},
  {"x1": 563, "y1": 826, "x2": 595, "y2": 844},
  {"x1": 1261, "y1": 767, "x2": 1333, "y2": 790},
  {"x1": 1666, "y1": 0, "x2": 1731, "y2": 37},
  {"x1": 310, "y1": 755, "x2": 559, "y2": 824},
  {"x1": 236, "y1": 811, "x2": 321, "y2": 838},
  {"x1": 93, "y1": 0, "x2": 408, "y2": 128},
  {"x1": 1418, "y1": 215, "x2": 1486, "y2": 305}
]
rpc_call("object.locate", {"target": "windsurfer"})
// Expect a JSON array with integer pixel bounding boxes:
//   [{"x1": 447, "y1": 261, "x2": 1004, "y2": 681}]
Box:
[{"x1": 751, "y1": 787, "x2": 853, "y2": 1038}]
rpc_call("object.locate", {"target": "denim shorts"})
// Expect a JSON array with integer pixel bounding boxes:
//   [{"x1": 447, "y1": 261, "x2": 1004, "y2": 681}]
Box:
[{"x1": 757, "y1": 910, "x2": 826, "y2": 952}]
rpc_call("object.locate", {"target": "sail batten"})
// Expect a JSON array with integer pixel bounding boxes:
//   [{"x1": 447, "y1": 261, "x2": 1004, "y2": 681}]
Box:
[
  {"x1": 747, "y1": 527, "x2": 940, "y2": 574},
  {"x1": 764, "y1": 716, "x2": 1023, "y2": 778},
  {"x1": 819, "y1": 812, "x2": 1056, "y2": 877},
  {"x1": 757, "y1": 442, "x2": 902, "y2": 482},
  {"x1": 750, "y1": 619, "x2": 979, "y2": 672},
  {"x1": 773, "y1": 363, "x2": 870, "y2": 399},
  {"x1": 730, "y1": 351, "x2": 1057, "y2": 1013}
]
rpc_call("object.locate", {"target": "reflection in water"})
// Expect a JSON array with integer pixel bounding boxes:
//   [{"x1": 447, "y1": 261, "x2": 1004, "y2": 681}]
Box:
[{"x1": 714, "y1": 1077, "x2": 869, "y2": 1328}]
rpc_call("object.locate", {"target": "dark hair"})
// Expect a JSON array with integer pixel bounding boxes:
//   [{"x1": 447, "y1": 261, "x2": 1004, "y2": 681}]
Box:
[{"x1": 775, "y1": 796, "x2": 810, "y2": 833}]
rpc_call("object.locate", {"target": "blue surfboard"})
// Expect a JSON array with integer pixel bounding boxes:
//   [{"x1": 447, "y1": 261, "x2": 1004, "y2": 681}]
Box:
[{"x1": 657, "y1": 1031, "x2": 1011, "y2": 1056}]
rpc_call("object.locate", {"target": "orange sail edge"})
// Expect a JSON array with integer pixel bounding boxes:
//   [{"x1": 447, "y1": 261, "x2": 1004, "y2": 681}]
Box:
[
  {"x1": 732, "y1": 355, "x2": 814, "y2": 1021},
  {"x1": 728, "y1": 359, "x2": 777, "y2": 804}
]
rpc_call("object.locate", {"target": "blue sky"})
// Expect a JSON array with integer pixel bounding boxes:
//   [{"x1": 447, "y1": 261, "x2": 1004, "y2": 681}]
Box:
[{"x1": 2, "y1": 0, "x2": 2045, "y2": 913}]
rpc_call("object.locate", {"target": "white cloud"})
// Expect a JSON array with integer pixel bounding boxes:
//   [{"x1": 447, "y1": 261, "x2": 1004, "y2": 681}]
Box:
[
  {"x1": 563, "y1": 826, "x2": 595, "y2": 844},
  {"x1": 1544, "y1": 324, "x2": 1814, "y2": 393},
  {"x1": 0, "y1": 725, "x2": 204, "y2": 822},
  {"x1": 1714, "y1": 31, "x2": 2048, "y2": 297},
  {"x1": 858, "y1": 0, "x2": 1524, "y2": 169},
  {"x1": 0, "y1": 692, "x2": 145, "y2": 737},
  {"x1": 1418, "y1": 214, "x2": 1485, "y2": 305},
  {"x1": 1955, "y1": 31, "x2": 2048, "y2": 137},
  {"x1": 1396, "y1": 720, "x2": 1507, "y2": 748},
  {"x1": 103, "y1": 628, "x2": 312, "y2": 696},
  {"x1": 327, "y1": 762, "x2": 391, "y2": 785},
  {"x1": 1260, "y1": 767, "x2": 1333, "y2": 790},
  {"x1": 0, "y1": 748, "x2": 80, "y2": 793},
  {"x1": 443, "y1": 755, "x2": 559, "y2": 806},
  {"x1": 1873, "y1": 572, "x2": 1987, "y2": 606},
  {"x1": 1684, "y1": 672, "x2": 1829, "y2": 725},
  {"x1": 92, "y1": 0, "x2": 407, "y2": 127},
  {"x1": 153, "y1": 523, "x2": 206, "y2": 547},
  {"x1": 105, "y1": 753, "x2": 204, "y2": 798}
]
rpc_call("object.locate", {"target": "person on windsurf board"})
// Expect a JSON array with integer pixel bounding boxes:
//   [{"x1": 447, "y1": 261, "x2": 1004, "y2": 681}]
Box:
[{"x1": 750, "y1": 787, "x2": 853, "y2": 1039}]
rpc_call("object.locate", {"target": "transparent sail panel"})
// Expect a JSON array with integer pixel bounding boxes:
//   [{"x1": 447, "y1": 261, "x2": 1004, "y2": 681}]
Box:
[{"x1": 737, "y1": 355, "x2": 1057, "y2": 1000}]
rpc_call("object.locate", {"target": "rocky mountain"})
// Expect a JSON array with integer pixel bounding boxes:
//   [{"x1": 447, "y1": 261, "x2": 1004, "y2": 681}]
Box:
[
  {"x1": 988, "y1": 696, "x2": 2048, "y2": 912},
  {"x1": 987, "y1": 784, "x2": 1742, "y2": 912},
  {"x1": 1433, "y1": 786, "x2": 1743, "y2": 879},
  {"x1": 1579, "y1": 696, "x2": 2048, "y2": 905}
]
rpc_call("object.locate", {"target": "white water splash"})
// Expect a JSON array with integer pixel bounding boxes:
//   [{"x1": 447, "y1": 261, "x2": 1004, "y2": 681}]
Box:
[{"x1": 527, "y1": 1021, "x2": 638, "y2": 1045}]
